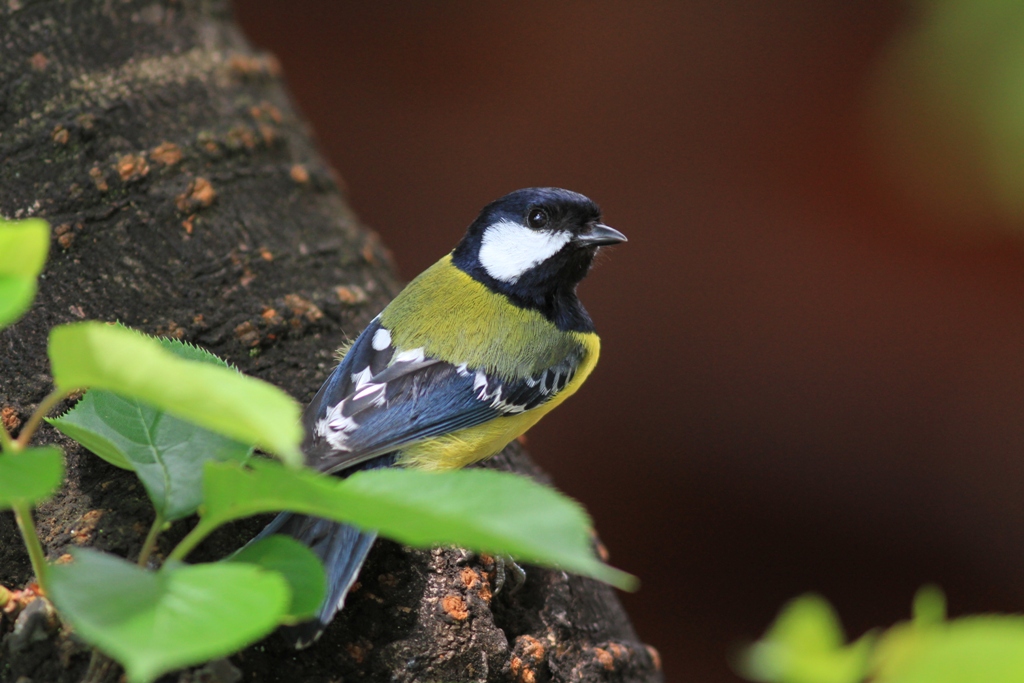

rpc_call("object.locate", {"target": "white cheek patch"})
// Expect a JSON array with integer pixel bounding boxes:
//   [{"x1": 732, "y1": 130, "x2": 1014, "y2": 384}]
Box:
[{"x1": 478, "y1": 219, "x2": 571, "y2": 283}]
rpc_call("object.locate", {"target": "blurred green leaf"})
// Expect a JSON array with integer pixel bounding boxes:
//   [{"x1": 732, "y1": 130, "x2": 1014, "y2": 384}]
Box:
[
  {"x1": 911, "y1": 585, "x2": 946, "y2": 626},
  {"x1": 193, "y1": 460, "x2": 636, "y2": 590},
  {"x1": 228, "y1": 535, "x2": 327, "y2": 623},
  {"x1": 47, "y1": 322, "x2": 302, "y2": 465},
  {"x1": 49, "y1": 336, "x2": 253, "y2": 520},
  {"x1": 739, "y1": 594, "x2": 873, "y2": 683},
  {"x1": 48, "y1": 548, "x2": 289, "y2": 683},
  {"x1": 0, "y1": 447, "x2": 65, "y2": 508},
  {"x1": 0, "y1": 218, "x2": 49, "y2": 329},
  {"x1": 874, "y1": 614, "x2": 1024, "y2": 683}
]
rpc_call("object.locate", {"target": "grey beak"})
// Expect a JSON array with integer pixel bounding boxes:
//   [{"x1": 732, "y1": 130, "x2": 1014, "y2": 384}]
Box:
[{"x1": 576, "y1": 223, "x2": 628, "y2": 247}]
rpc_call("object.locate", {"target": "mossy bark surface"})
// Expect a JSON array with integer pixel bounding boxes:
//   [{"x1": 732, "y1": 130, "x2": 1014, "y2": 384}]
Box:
[{"x1": 0, "y1": 2, "x2": 661, "y2": 681}]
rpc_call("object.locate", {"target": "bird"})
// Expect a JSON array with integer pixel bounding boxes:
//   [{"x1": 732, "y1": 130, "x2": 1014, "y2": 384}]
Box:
[{"x1": 255, "y1": 187, "x2": 627, "y2": 647}]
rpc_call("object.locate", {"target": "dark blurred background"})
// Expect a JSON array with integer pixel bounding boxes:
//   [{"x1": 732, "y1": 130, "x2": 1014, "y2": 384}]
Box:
[{"x1": 234, "y1": 2, "x2": 1024, "y2": 681}]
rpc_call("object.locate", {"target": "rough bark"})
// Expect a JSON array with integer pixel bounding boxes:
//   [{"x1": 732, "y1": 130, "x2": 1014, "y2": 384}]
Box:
[{"x1": 0, "y1": 2, "x2": 661, "y2": 682}]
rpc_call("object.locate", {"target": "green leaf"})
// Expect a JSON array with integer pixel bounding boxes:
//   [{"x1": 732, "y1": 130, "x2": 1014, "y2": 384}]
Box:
[
  {"x1": 49, "y1": 334, "x2": 253, "y2": 520},
  {"x1": 873, "y1": 615, "x2": 1024, "y2": 683},
  {"x1": 911, "y1": 585, "x2": 946, "y2": 626},
  {"x1": 0, "y1": 218, "x2": 49, "y2": 329},
  {"x1": 0, "y1": 447, "x2": 65, "y2": 509},
  {"x1": 50, "y1": 390, "x2": 252, "y2": 520},
  {"x1": 47, "y1": 322, "x2": 302, "y2": 465},
  {"x1": 739, "y1": 594, "x2": 873, "y2": 683},
  {"x1": 228, "y1": 535, "x2": 327, "y2": 623},
  {"x1": 194, "y1": 460, "x2": 636, "y2": 590},
  {"x1": 48, "y1": 548, "x2": 290, "y2": 683}
]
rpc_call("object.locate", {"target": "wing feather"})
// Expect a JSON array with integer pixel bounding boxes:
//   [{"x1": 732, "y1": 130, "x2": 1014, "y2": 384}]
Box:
[{"x1": 301, "y1": 317, "x2": 584, "y2": 474}]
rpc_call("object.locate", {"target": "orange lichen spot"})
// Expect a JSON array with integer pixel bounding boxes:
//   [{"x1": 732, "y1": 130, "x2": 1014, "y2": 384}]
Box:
[
  {"x1": 228, "y1": 52, "x2": 280, "y2": 77},
  {"x1": 54, "y1": 554, "x2": 73, "y2": 565},
  {"x1": 361, "y1": 239, "x2": 378, "y2": 265},
  {"x1": 227, "y1": 125, "x2": 257, "y2": 150},
  {"x1": 52, "y1": 125, "x2": 69, "y2": 145},
  {"x1": 3, "y1": 584, "x2": 42, "y2": 615},
  {"x1": 72, "y1": 509, "x2": 104, "y2": 545},
  {"x1": 460, "y1": 566, "x2": 492, "y2": 601},
  {"x1": 461, "y1": 567, "x2": 480, "y2": 590},
  {"x1": 606, "y1": 642, "x2": 628, "y2": 660},
  {"x1": 509, "y1": 656, "x2": 521, "y2": 675},
  {"x1": 442, "y1": 594, "x2": 469, "y2": 621},
  {"x1": 259, "y1": 247, "x2": 273, "y2": 261},
  {"x1": 258, "y1": 124, "x2": 276, "y2": 145},
  {"x1": 516, "y1": 635, "x2": 546, "y2": 664},
  {"x1": 234, "y1": 321, "x2": 260, "y2": 347},
  {"x1": 264, "y1": 102, "x2": 283, "y2": 123},
  {"x1": 175, "y1": 177, "x2": 216, "y2": 212},
  {"x1": 345, "y1": 642, "x2": 367, "y2": 663},
  {"x1": 157, "y1": 321, "x2": 185, "y2": 339},
  {"x1": 191, "y1": 177, "x2": 216, "y2": 206},
  {"x1": 151, "y1": 142, "x2": 182, "y2": 166},
  {"x1": 117, "y1": 153, "x2": 149, "y2": 182},
  {"x1": 289, "y1": 164, "x2": 310, "y2": 184},
  {"x1": 284, "y1": 293, "x2": 323, "y2": 322},
  {"x1": 645, "y1": 645, "x2": 662, "y2": 671},
  {"x1": 334, "y1": 285, "x2": 367, "y2": 305},
  {"x1": 55, "y1": 222, "x2": 80, "y2": 249},
  {"x1": 227, "y1": 53, "x2": 257, "y2": 74},
  {"x1": 509, "y1": 656, "x2": 537, "y2": 683},
  {"x1": 1, "y1": 406, "x2": 21, "y2": 433},
  {"x1": 260, "y1": 307, "x2": 278, "y2": 321},
  {"x1": 89, "y1": 166, "x2": 109, "y2": 192},
  {"x1": 29, "y1": 52, "x2": 48, "y2": 71},
  {"x1": 182, "y1": 215, "x2": 195, "y2": 234},
  {"x1": 592, "y1": 647, "x2": 615, "y2": 671}
]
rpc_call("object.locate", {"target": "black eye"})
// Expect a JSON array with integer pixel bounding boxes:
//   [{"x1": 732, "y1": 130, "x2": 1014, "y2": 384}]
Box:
[{"x1": 527, "y1": 208, "x2": 549, "y2": 229}]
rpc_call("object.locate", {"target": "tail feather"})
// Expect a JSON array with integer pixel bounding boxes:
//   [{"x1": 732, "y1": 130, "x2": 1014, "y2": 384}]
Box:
[
  {"x1": 250, "y1": 454, "x2": 396, "y2": 648},
  {"x1": 256, "y1": 513, "x2": 377, "y2": 648}
]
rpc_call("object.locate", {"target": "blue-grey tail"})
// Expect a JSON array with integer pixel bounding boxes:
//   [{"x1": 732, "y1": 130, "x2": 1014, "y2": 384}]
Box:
[
  {"x1": 250, "y1": 453, "x2": 397, "y2": 649},
  {"x1": 254, "y1": 512, "x2": 377, "y2": 648}
]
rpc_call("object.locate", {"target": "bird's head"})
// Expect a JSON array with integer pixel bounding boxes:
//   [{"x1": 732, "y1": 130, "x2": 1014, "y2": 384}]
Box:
[{"x1": 452, "y1": 188, "x2": 626, "y2": 304}]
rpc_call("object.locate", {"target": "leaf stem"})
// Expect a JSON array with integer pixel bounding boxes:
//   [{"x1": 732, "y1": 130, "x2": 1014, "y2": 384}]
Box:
[
  {"x1": 12, "y1": 501, "x2": 49, "y2": 592},
  {"x1": 0, "y1": 423, "x2": 14, "y2": 453},
  {"x1": 15, "y1": 387, "x2": 73, "y2": 449},
  {"x1": 137, "y1": 513, "x2": 166, "y2": 567},
  {"x1": 165, "y1": 519, "x2": 216, "y2": 565}
]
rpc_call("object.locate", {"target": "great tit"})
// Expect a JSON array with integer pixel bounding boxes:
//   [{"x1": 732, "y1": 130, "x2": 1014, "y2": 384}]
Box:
[{"x1": 256, "y1": 187, "x2": 626, "y2": 647}]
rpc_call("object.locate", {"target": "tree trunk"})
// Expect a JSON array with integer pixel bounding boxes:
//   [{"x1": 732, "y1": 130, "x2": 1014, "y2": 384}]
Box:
[{"x1": 0, "y1": 2, "x2": 661, "y2": 681}]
